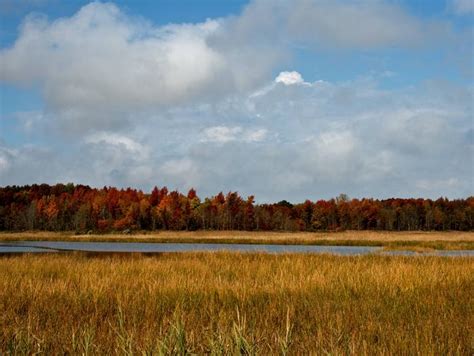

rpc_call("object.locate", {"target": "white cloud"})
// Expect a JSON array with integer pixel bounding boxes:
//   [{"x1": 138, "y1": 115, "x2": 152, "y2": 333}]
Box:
[
  {"x1": 0, "y1": 2, "x2": 273, "y2": 133},
  {"x1": 313, "y1": 130, "x2": 358, "y2": 169},
  {"x1": 1, "y1": 3, "x2": 224, "y2": 99},
  {"x1": 245, "y1": 128, "x2": 267, "y2": 142},
  {"x1": 201, "y1": 126, "x2": 243, "y2": 143},
  {"x1": 0, "y1": 0, "x2": 456, "y2": 135},
  {"x1": 275, "y1": 71, "x2": 305, "y2": 85},
  {"x1": 85, "y1": 132, "x2": 146, "y2": 155},
  {"x1": 201, "y1": 126, "x2": 267, "y2": 143}
]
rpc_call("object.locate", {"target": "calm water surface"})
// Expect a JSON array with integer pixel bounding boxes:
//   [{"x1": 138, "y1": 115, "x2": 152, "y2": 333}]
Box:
[
  {"x1": 0, "y1": 241, "x2": 473, "y2": 256},
  {"x1": 0, "y1": 241, "x2": 375, "y2": 255}
]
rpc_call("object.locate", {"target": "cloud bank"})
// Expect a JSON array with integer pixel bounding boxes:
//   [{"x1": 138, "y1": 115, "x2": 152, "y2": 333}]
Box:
[
  {"x1": 0, "y1": 0, "x2": 472, "y2": 201},
  {"x1": 1, "y1": 0, "x2": 455, "y2": 134}
]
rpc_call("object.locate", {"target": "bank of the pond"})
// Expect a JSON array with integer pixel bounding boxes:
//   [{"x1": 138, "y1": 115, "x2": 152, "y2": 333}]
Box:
[{"x1": 1, "y1": 230, "x2": 474, "y2": 250}]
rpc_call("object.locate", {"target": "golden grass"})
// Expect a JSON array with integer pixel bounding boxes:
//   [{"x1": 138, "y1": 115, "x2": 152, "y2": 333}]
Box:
[
  {"x1": 1, "y1": 230, "x2": 473, "y2": 250},
  {"x1": 1, "y1": 253, "x2": 473, "y2": 354},
  {"x1": 3, "y1": 230, "x2": 474, "y2": 241}
]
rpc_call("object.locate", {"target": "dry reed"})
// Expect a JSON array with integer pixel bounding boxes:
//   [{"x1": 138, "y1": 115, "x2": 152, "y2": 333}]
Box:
[{"x1": 0, "y1": 252, "x2": 473, "y2": 354}]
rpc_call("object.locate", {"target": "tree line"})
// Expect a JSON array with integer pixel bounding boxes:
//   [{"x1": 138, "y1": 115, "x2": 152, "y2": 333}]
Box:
[{"x1": 0, "y1": 184, "x2": 472, "y2": 232}]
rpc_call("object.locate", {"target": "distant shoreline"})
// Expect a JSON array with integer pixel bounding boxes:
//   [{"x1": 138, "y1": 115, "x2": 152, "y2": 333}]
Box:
[{"x1": 1, "y1": 230, "x2": 473, "y2": 250}]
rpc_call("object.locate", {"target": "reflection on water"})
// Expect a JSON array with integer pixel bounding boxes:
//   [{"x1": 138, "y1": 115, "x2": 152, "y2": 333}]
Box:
[{"x1": 0, "y1": 241, "x2": 472, "y2": 257}]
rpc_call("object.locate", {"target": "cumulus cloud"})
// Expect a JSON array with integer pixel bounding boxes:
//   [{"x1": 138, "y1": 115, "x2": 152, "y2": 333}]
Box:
[
  {"x1": 0, "y1": 0, "x2": 456, "y2": 135},
  {"x1": 1, "y1": 3, "x2": 224, "y2": 97},
  {"x1": 0, "y1": 2, "x2": 274, "y2": 133},
  {"x1": 275, "y1": 71, "x2": 305, "y2": 85}
]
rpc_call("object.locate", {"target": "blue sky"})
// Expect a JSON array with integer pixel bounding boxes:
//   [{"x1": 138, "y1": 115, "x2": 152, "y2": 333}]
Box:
[{"x1": 0, "y1": 0, "x2": 473, "y2": 201}]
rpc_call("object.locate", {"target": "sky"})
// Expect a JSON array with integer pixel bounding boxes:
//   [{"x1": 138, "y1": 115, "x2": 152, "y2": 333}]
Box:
[{"x1": 0, "y1": 0, "x2": 473, "y2": 202}]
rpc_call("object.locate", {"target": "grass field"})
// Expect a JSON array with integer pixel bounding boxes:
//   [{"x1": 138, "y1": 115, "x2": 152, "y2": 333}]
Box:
[
  {"x1": 1, "y1": 252, "x2": 473, "y2": 354},
  {"x1": 1, "y1": 230, "x2": 473, "y2": 250}
]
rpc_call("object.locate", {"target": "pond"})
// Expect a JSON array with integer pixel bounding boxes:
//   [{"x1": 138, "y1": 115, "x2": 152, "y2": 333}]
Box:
[{"x1": 0, "y1": 241, "x2": 473, "y2": 256}]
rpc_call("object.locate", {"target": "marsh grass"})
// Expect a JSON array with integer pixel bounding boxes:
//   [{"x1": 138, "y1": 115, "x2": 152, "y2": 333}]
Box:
[{"x1": 0, "y1": 252, "x2": 473, "y2": 354}]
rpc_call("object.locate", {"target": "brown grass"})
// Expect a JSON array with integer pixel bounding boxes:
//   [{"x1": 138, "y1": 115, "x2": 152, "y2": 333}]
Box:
[
  {"x1": 1, "y1": 253, "x2": 473, "y2": 354},
  {"x1": 3, "y1": 229, "x2": 474, "y2": 241}
]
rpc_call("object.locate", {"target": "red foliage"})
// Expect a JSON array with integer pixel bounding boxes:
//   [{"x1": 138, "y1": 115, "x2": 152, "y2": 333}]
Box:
[{"x1": 0, "y1": 184, "x2": 472, "y2": 232}]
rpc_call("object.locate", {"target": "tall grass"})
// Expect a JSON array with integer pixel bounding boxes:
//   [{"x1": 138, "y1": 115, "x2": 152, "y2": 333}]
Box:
[{"x1": 1, "y1": 253, "x2": 473, "y2": 354}]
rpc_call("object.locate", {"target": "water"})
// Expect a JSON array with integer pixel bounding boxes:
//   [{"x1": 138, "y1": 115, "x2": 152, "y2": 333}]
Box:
[
  {"x1": 0, "y1": 241, "x2": 473, "y2": 256},
  {"x1": 0, "y1": 241, "x2": 376, "y2": 255}
]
